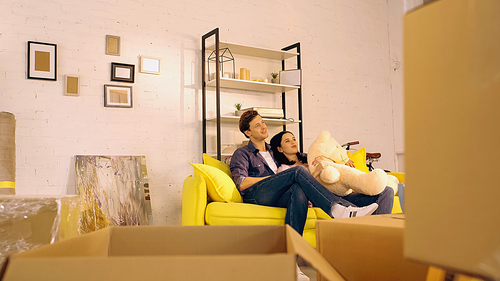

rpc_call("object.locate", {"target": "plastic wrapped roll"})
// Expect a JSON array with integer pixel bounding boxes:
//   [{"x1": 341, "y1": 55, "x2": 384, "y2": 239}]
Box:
[{"x1": 0, "y1": 112, "x2": 15, "y2": 195}]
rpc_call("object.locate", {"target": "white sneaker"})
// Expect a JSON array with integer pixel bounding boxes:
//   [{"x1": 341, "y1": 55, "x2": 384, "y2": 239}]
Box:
[
  {"x1": 331, "y1": 203, "x2": 378, "y2": 219},
  {"x1": 296, "y1": 264, "x2": 310, "y2": 281}
]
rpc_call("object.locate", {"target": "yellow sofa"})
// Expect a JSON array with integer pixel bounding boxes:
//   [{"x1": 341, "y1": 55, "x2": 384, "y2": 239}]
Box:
[
  {"x1": 182, "y1": 154, "x2": 403, "y2": 248},
  {"x1": 182, "y1": 173, "x2": 333, "y2": 247}
]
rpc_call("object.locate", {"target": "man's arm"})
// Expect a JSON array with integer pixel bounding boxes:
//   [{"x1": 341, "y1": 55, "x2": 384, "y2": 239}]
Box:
[
  {"x1": 230, "y1": 147, "x2": 271, "y2": 191},
  {"x1": 230, "y1": 149, "x2": 250, "y2": 191},
  {"x1": 239, "y1": 176, "x2": 269, "y2": 191}
]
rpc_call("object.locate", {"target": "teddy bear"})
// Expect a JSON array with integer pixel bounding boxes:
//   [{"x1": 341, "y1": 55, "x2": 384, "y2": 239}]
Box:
[{"x1": 307, "y1": 130, "x2": 398, "y2": 196}]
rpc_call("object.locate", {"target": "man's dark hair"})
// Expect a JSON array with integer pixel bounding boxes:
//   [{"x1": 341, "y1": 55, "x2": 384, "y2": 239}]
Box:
[{"x1": 239, "y1": 110, "x2": 260, "y2": 139}]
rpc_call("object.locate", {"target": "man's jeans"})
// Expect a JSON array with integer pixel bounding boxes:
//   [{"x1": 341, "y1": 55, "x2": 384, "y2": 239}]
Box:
[{"x1": 242, "y1": 166, "x2": 394, "y2": 235}]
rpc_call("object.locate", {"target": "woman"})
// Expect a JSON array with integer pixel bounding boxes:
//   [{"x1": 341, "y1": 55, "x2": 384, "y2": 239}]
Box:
[
  {"x1": 270, "y1": 131, "x2": 355, "y2": 171},
  {"x1": 270, "y1": 131, "x2": 309, "y2": 172},
  {"x1": 270, "y1": 130, "x2": 395, "y2": 214}
]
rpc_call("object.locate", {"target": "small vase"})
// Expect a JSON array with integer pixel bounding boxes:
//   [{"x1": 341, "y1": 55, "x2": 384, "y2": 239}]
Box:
[{"x1": 271, "y1": 78, "x2": 278, "y2": 83}]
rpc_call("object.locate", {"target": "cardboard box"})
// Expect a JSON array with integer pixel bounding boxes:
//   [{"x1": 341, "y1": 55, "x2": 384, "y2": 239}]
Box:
[
  {"x1": 1, "y1": 225, "x2": 345, "y2": 281},
  {"x1": 316, "y1": 214, "x2": 429, "y2": 281},
  {"x1": 0, "y1": 196, "x2": 80, "y2": 267},
  {"x1": 404, "y1": 0, "x2": 500, "y2": 279}
]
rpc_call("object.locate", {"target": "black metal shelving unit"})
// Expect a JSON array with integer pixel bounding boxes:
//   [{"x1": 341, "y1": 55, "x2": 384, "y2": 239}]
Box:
[{"x1": 202, "y1": 27, "x2": 303, "y2": 160}]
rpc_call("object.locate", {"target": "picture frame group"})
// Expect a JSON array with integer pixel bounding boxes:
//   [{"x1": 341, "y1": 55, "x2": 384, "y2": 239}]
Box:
[{"x1": 26, "y1": 36, "x2": 163, "y2": 109}]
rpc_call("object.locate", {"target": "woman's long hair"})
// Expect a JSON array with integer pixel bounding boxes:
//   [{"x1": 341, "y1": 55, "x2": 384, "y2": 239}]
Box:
[{"x1": 270, "y1": 131, "x2": 307, "y2": 166}]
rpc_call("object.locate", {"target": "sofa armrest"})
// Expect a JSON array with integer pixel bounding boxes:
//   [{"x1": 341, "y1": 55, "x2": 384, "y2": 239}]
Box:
[{"x1": 182, "y1": 175, "x2": 207, "y2": 225}]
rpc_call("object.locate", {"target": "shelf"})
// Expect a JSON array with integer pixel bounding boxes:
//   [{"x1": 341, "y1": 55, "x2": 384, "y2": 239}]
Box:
[
  {"x1": 207, "y1": 115, "x2": 300, "y2": 125},
  {"x1": 207, "y1": 78, "x2": 299, "y2": 93},
  {"x1": 208, "y1": 153, "x2": 233, "y2": 158},
  {"x1": 206, "y1": 42, "x2": 299, "y2": 60},
  {"x1": 202, "y1": 28, "x2": 303, "y2": 159}
]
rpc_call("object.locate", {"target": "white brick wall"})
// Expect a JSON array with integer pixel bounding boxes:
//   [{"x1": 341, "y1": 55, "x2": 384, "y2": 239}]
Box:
[{"x1": 0, "y1": 0, "x2": 406, "y2": 225}]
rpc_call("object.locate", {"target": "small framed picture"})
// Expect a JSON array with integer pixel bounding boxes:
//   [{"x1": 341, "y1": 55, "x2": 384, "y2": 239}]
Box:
[
  {"x1": 106, "y1": 35, "x2": 120, "y2": 56},
  {"x1": 64, "y1": 75, "x2": 80, "y2": 96},
  {"x1": 104, "y1": 85, "x2": 132, "y2": 108},
  {"x1": 140, "y1": 55, "x2": 161, "y2": 75},
  {"x1": 111, "y1": 62, "x2": 135, "y2": 83},
  {"x1": 27, "y1": 41, "x2": 57, "y2": 81}
]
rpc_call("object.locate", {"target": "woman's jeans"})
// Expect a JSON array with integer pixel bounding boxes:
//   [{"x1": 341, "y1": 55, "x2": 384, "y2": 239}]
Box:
[{"x1": 242, "y1": 166, "x2": 394, "y2": 235}]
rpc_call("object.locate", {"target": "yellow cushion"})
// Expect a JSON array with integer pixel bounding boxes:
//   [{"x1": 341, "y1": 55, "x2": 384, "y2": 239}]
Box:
[
  {"x1": 202, "y1": 153, "x2": 232, "y2": 178},
  {"x1": 205, "y1": 202, "x2": 318, "y2": 229},
  {"x1": 349, "y1": 148, "x2": 370, "y2": 173},
  {"x1": 392, "y1": 196, "x2": 403, "y2": 214},
  {"x1": 189, "y1": 163, "x2": 242, "y2": 203},
  {"x1": 387, "y1": 172, "x2": 405, "y2": 183}
]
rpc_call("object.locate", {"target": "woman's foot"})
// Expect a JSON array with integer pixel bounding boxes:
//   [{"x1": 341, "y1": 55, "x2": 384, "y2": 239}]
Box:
[{"x1": 331, "y1": 203, "x2": 378, "y2": 219}]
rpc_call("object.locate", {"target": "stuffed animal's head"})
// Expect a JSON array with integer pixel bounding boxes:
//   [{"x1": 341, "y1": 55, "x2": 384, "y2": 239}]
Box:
[
  {"x1": 307, "y1": 131, "x2": 349, "y2": 165},
  {"x1": 307, "y1": 130, "x2": 393, "y2": 197}
]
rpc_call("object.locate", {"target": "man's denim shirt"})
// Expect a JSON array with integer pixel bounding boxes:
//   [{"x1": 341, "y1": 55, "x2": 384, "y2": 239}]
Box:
[{"x1": 230, "y1": 140, "x2": 278, "y2": 195}]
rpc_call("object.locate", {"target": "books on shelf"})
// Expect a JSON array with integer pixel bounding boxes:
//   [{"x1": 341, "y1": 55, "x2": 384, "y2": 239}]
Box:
[{"x1": 235, "y1": 107, "x2": 284, "y2": 118}]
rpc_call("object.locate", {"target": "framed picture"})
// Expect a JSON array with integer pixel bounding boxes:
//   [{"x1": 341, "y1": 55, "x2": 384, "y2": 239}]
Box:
[
  {"x1": 111, "y1": 62, "x2": 135, "y2": 83},
  {"x1": 27, "y1": 41, "x2": 57, "y2": 81},
  {"x1": 64, "y1": 75, "x2": 80, "y2": 96},
  {"x1": 140, "y1": 55, "x2": 161, "y2": 75},
  {"x1": 106, "y1": 35, "x2": 120, "y2": 56},
  {"x1": 104, "y1": 85, "x2": 132, "y2": 108}
]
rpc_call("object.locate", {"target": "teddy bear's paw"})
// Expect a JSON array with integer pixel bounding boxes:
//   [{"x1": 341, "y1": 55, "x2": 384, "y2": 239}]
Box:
[
  {"x1": 319, "y1": 166, "x2": 340, "y2": 184},
  {"x1": 349, "y1": 169, "x2": 388, "y2": 196},
  {"x1": 326, "y1": 186, "x2": 353, "y2": 197}
]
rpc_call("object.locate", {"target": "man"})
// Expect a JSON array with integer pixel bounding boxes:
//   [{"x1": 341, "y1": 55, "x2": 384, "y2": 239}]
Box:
[{"x1": 230, "y1": 110, "x2": 394, "y2": 236}]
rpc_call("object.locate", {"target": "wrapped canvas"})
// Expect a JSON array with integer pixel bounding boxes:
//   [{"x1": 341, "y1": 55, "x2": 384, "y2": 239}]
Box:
[{"x1": 75, "y1": 156, "x2": 149, "y2": 233}]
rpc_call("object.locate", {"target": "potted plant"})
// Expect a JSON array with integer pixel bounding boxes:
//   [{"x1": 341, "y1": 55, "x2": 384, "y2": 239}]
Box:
[
  {"x1": 270, "y1": 72, "x2": 279, "y2": 83},
  {"x1": 235, "y1": 102, "x2": 243, "y2": 116}
]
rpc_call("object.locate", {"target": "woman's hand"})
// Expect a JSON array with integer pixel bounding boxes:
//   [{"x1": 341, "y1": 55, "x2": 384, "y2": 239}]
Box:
[
  {"x1": 345, "y1": 159, "x2": 355, "y2": 168},
  {"x1": 311, "y1": 156, "x2": 325, "y2": 165},
  {"x1": 310, "y1": 156, "x2": 325, "y2": 178}
]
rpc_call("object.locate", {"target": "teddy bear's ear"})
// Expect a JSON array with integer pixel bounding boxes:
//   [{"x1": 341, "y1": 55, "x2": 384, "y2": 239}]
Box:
[{"x1": 318, "y1": 130, "x2": 331, "y2": 142}]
